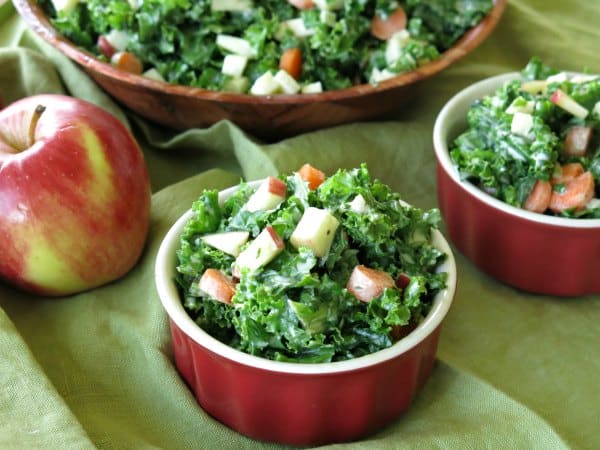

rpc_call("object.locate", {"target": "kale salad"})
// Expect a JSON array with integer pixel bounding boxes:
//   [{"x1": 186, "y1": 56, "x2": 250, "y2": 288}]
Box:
[
  {"x1": 40, "y1": 0, "x2": 493, "y2": 95},
  {"x1": 451, "y1": 58, "x2": 600, "y2": 218},
  {"x1": 175, "y1": 165, "x2": 448, "y2": 363}
]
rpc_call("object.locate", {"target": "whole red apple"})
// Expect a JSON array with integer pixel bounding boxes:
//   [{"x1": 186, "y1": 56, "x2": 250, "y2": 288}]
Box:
[{"x1": 0, "y1": 94, "x2": 151, "y2": 296}]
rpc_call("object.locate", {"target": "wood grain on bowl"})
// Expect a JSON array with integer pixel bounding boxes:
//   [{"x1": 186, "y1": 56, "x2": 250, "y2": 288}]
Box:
[{"x1": 13, "y1": 0, "x2": 507, "y2": 140}]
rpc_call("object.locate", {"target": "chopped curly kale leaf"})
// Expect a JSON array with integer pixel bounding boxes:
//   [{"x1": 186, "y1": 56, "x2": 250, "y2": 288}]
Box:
[{"x1": 175, "y1": 165, "x2": 448, "y2": 362}]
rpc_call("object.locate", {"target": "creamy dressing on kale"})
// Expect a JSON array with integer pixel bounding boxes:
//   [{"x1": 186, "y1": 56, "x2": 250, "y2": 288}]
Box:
[
  {"x1": 175, "y1": 165, "x2": 447, "y2": 363},
  {"x1": 39, "y1": 0, "x2": 493, "y2": 94},
  {"x1": 451, "y1": 58, "x2": 600, "y2": 218}
]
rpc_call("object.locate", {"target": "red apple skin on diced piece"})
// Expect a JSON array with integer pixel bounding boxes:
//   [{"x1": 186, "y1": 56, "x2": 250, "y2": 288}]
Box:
[
  {"x1": 550, "y1": 89, "x2": 589, "y2": 119},
  {"x1": 244, "y1": 176, "x2": 287, "y2": 212},
  {"x1": 233, "y1": 225, "x2": 285, "y2": 277},
  {"x1": 265, "y1": 225, "x2": 285, "y2": 249},
  {"x1": 396, "y1": 272, "x2": 411, "y2": 290},
  {"x1": 97, "y1": 35, "x2": 116, "y2": 59},
  {"x1": 347, "y1": 265, "x2": 395, "y2": 302},
  {"x1": 199, "y1": 268, "x2": 237, "y2": 304},
  {"x1": 564, "y1": 126, "x2": 593, "y2": 157}
]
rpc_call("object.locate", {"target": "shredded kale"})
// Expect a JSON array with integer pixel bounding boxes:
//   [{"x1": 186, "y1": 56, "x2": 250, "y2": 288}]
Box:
[
  {"x1": 38, "y1": 0, "x2": 493, "y2": 93},
  {"x1": 450, "y1": 57, "x2": 600, "y2": 218},
  {"x1": 175, "y1": 165, "x2": 448, "y2": 363}
]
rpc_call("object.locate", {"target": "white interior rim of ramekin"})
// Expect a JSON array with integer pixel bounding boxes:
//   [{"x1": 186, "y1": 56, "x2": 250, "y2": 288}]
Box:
[
  {"x1": 155, "y1": 182, "x2": 457, "y2": 375},
  {"x1": 433, "y1": 71, "x2": 600, "y2": 229}
]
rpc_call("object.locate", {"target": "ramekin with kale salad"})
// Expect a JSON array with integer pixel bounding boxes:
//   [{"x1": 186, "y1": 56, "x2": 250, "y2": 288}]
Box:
[
  {"x1": 174, "y1": 164, "x2": 448, "y2": 363},
  {"x1": 451, "y1": 58, "x2": 600, "y2": 218},
  {"x1": 39, "y1": 0, "x2": 493, "y2": 95}
]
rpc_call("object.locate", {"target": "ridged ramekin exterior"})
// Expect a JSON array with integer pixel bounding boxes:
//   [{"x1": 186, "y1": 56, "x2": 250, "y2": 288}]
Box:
[{"x1": 170, "y1": 318, "x2": 441, "y2": 446}]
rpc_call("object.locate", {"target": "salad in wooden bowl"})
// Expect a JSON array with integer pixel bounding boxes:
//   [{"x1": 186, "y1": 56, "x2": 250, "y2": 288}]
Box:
[{"x1": 14, "y1": 0, "x2": 506, "y2": 138}]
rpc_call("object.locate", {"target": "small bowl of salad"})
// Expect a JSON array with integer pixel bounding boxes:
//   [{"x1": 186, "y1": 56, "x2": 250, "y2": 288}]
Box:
[
  {"x1": 154, "y1": 164, "x2": 457, "y2": 446},
  {"x1": 14, "y1": 0, "x2": 505, "y2": 139},
  {"x1": 433, "y1": 57, "x2": 600, "y2": 297}
]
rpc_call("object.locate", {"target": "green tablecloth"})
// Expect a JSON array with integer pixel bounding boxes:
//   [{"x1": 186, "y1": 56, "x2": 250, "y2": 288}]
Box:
[{"x1": 1, "y1": 2, "x2": 599, "y2": 449}]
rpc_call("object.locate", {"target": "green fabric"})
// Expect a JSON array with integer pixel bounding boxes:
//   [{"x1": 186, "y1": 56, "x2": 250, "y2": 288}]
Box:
[{"x1": 0, "y1": 1, "x2": 598, "y2": 448}]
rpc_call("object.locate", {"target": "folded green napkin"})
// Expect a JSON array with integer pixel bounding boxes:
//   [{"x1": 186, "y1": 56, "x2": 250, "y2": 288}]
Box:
[
  {"x1": 1, "y1": 1, "x2": 599, "y2": 449},
  {"x1": 0, "y1": 170, "x2": 570, "y2": 450}
]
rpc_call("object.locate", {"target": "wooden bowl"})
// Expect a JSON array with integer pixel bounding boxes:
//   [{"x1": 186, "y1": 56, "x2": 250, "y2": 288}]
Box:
[{"x1": 14, "y1": 0, "x2": 506, "y2": 140}]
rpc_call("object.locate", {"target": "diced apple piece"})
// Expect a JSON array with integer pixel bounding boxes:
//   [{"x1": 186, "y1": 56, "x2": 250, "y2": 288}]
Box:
[
  {"x1": 105, "y1": 29, "x2": 130, "y2": 52},
  {"x1": 570, "y1": 74, "x2": 598, "y2": 83},
  {"x1": 301, "y1": 81, "x2": 323, "y2": 94},
  {"x1": 546, "y1": 72, "x2": 568, "y2": 84},
  {"x1": 142, "y1": 68, "x2": 165, "y2": 82},
  {"x1": 198, "y1": 269, "x2": 237, "y2": 304},
  {"x1": 274, "y1": 70, "x2": 301, "y2": 94},
  {"x1": 506, "y1": 98, "x2": 534, "y2": 114},
  {"x1": 287, "y1": 0, "x2": 314, "y2": 10},
  {"x1": 211, "y1": 0, "x2": 253, "y2": 11},
  {"x1": 347, "y1": 265, "x2": 395, "y2": 302},
  {"x1": 370, "y1": 68, "x2": 397, "y2": 84},
  {"x1": 51, "y1": 0, "x2": 78, "y2": 13},
  {"x1": 290, "y1": 207, "x2": 339, "y2": 257},
  {"x1": 586, "y1": 198, "x2": 600, "y2": 210},
  {"x1": 244, "y1": 176, "x2": 287, "y2": 212},
  {"x1": 223, "y1": 76, "x2": 250, "y2": 93},
  {"x1": 127, "y1": 0, "x2": 141, "y2": 9},
  {"x1": 510, "y1": 112, "x2": 534, "y2": 137},
  {"x1": 280, "y1": 18, "x2": 315, "y2": 38},
  {"x1": 396, "y1": 272, "x2": 411, "y2": 290},
  {"x1": 520, "y1": 80, "x2": 547, "y2": 94},
  {"x1": 97, "y1": 35, "x2": 116, "y2": 59},
  {"x1": 216, "y1": 34, "x2": 257, "y2": 58},
  {"x1": 250, "y1": 71, "x2": 280, "y2": 95},
  {"x1": 201, "y1": 231, "x2": 250, "y2": 257},
  {"x1": 320, "y1": 10, "x2": 336, "y2": 25},
  {"x1": 564, "y1": 126, "x2": 593, "y2": 157},
  {"x1": 313, "y1": 0, "x2": 343, "y2": 10},
  {"x1": 222, "y1": 54, "x2": 248, "y2": 77},
  {"x1": 551, "y1": 89, "x2": 589, "y2": 119},
  {"x1": 234, "y1": 226, "x2": 284, "y2": 274},
  {"x1": 385, "y1": 30, "x2": 410, "y2": 65}
]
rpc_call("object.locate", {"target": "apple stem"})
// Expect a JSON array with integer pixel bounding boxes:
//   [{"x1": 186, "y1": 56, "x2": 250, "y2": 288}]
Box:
[{"x1": 28, "y1": 104, "x2": 46, "y2": 147}]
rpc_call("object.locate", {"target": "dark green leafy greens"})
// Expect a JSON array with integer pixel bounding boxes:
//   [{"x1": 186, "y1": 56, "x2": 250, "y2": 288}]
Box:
[
  {"x1": 450, "y1": 57, "x2": 600, "y2": 218},
  {"x1": 38, "y1": 0, "x2": 493, "y2": 93},
  {"x1": 175, "y1": 165, "x2": 448, "y2": 363}
]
